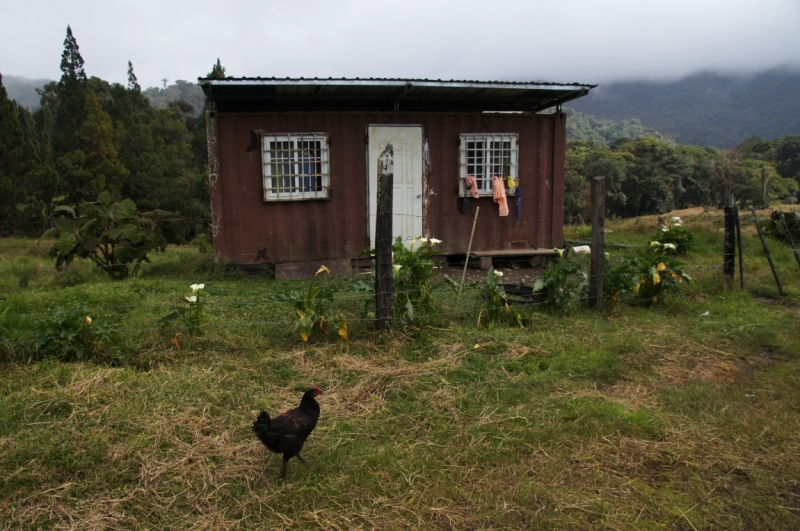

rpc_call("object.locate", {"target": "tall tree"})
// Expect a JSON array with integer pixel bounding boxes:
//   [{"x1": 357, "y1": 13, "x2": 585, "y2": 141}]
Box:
[
  {"x1": 53, "y1": 25, "x2": 89, "y2": 157},
  {"x1": 0, "y1": 73, "x2": 30, "y2": 233},
  {"x1": 57, "y1": 91, "x2": 129, "y2": 203},
  {"x1": 60, "y1": 26, "x2": 87, "y2": 84},
  {"x1": 127, "y1": 60, "x2": 140, "y2": 92},
  {"x1": 0, "y1": 74, "x2": 59, "y2": 234},
  {"x1": 208, "y1": 58, "x2": 226, "y2": 79}
]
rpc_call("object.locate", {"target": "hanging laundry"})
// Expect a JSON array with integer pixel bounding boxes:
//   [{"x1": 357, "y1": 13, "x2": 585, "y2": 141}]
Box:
[
  {"x1": 515, "y1": 185, "x2": 522, "y2": 222},
  {"x1": 492, "y1": 175, "x2": 509, "y2": 217},
  {"x1": 465, "y1": 175, "x2": 480, "y2": 198}
]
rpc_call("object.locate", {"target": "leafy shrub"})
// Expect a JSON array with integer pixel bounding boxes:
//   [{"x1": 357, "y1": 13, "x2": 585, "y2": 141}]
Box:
[
  {"x1": 762, "y1": 211, "x2": 800, "y2": 245},
  {"x1": 33, "y1": 306, "x2": 112, "y2": 361},
  {"x1": 272, "y1": 266, "x2": 347, "y2": 342},
  {"x1": 652, "y1": 216, "x2": 695, "y2": 254},
  {"x1": 603, "y1": 254, "x2": 638, "y2": 310},
  {"x1": 353, "y1": 236, "x2": 456, "y2": 326},
  {"x1": 631, "y1": 242, "x2": 692, "y2": 304},
  {"x1": 478, "y1": 267, "x2": 523, "y2": 328},
  {"x1": 157, "y1": 283, "x2": 208, "y2": 336},
  {"x1": 41, "y1": 192, "x2": 186, "y2": 280},
  {"x1": 533, "y1": 256, "x2": 588, "y2": 310}
]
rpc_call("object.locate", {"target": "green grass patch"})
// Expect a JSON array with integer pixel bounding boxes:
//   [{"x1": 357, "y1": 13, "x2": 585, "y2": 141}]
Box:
[{"x1": 1, "y1": 210, "x2": 800, "y2": 529}]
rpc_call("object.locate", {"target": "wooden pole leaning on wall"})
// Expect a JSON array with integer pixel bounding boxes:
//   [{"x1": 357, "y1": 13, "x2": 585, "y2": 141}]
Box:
[
  {"x1": 589, "y1": 175, "x2": 605, "y2": 312},
  {"x1": 458, "y1": 206, "x2": 480, "y2": 301},
  {"x1": 723, "y1": 194, "x2": 736, "y2": 280},
  {"x1": 778, "y1": 212, "x2": 800, "y2": 269},
  {"x1": 752, "y1": 209, "x2": 785, "y2": 297},
  {"x1": 375, "y1": 144, "x2": 394, "y2": 330}
]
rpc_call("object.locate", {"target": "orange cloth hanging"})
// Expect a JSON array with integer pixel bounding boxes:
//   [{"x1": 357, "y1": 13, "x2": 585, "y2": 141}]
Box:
[
  {"x1": 465, "y1": 175, "x2": 480, "y2": 198},
  {"x1": 492, "y1": 175, "x2": 509, "y2": 216}
]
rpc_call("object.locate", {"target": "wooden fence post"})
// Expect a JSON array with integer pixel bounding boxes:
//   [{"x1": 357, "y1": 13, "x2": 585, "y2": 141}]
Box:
[
  {"x1": 375, "y1": 144, "x2": 394, "y2": 330},
  {"x1": 723, "y1": 194, "x2": 736, "y2": 280},
  {"x1": 752, "y1": 209, "x2": 785, "y2": 297},
  {"x1": 589, "y1": 175, "x2": 605, "y2": 311},
  {"x1": 735, "y1": 208, "x2": 745, "y2": 289},
  {"x1": 778, "y1": 212, "x2": 800, "y2": 269}
]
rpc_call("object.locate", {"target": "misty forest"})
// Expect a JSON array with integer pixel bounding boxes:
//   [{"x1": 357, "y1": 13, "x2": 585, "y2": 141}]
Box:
[{"x1": 1, "y1": 27, "x2": 799, "y2": 240}]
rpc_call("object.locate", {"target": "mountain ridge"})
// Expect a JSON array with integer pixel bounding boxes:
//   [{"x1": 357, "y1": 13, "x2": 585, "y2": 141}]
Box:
[
  {"x1": 6, "y1": 68, "x2": 800, "y2": 148},
  {"x1": 566, "y1": 67, "x2": 800, "y2": 148}
]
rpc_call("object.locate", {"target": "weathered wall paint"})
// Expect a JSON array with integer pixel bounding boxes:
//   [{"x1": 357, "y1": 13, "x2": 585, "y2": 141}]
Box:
[{"x1": 211, "y1": 111, "x2": 565, "y2": 264}]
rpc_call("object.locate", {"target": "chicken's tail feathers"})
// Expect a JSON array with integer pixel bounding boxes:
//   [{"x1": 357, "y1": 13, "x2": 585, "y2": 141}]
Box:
[{"x1": 252, "y1": 411, "x2": 271, "y2": 435}]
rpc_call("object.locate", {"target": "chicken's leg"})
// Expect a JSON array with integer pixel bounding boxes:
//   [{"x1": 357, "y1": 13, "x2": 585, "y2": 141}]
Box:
[{"x1": 295, "y1": 454, "x2": 306, "y2": 464}]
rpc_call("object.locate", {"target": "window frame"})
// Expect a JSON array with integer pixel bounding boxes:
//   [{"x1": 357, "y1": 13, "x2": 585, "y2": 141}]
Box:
[
  {"x1": 458, "y1": 133, "x2": 519, "y2": 197},
  {"x1": 261, "y1": 133, "x2": 330, "y2": 202}
]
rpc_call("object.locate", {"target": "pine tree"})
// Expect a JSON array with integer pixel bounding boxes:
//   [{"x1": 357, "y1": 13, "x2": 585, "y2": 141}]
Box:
[
  {"x1": 60, "y1": 26, "x2": 87, "y2": 84},
  {"x1": 53, "y1": 25, "x2": 89, "y2": 158},
  {"x1": 127, "y1": 61, "x2": 140, "y2": 91},
  {"x1": 57, "y1": 91, "x2": 129, "y2": 203},
  {"x1": 0, "y1": 74, "x2": 59, "y2": 234},
  {"x1": 208, "y1": 59, "x2": 226, "y2": 79},
  {"x1": 0, "y1": 74, "x2": 29, "y2": 233}
]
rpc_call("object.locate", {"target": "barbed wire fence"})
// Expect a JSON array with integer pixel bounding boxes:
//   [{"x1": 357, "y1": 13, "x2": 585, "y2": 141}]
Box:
[{"x1": 2, "y1": 174, "x2": 798, "y2": 357}]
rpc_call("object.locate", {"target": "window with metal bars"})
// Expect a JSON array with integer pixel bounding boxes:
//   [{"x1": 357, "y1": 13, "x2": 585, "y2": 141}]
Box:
[
  {"x1": 261, "y1": 133, "x2": 330, "y2": 201},
  {"x1": 458, "y1": 133, "x2": 518, "y2": 197}
]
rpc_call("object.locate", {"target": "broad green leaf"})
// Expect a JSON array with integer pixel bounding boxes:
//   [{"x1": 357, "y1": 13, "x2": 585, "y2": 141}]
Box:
[
  {"x1": 53, "y1": 205, "x2": 76, "y2": 217},
  {"x1": 156, "y1": 311, "x2": 181, "y2": 328},
  {"x1": 56, "y1": 233, "x2": 78, "y2": 255},
  {"x1": 297, "y1": 312, "x2": 314, "y2": 342},
  {"x1": 107, "y1": 225, "x2": 142, "y2": 243},
  {"x1": 533, "y1": 277, "x2": 545, "y2": 291},
  {"x1": 117, "y1": 198, "x2": 137, "y2": 219},
  {"x1": 39, "y1": 227, "x2": 59, "y2": 241},
  {"x1": 404, "y1": 299, "x2": 415, "y2": 320}
]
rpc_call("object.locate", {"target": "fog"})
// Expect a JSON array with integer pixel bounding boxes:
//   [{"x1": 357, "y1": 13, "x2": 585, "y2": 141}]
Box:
[{"x1": 1, "y1": 0, "x2": 799, "y2": 89}]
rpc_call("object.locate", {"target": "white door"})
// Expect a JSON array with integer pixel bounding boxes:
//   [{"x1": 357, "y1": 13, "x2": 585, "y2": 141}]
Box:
[{"x1": 368, "y1": 126, "x2": 424, "y2": 248}]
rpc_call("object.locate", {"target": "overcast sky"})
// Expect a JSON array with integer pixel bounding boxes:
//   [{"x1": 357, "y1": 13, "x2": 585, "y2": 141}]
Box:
[{"x1": 2, "y1": 0, "x2": 799, "y2": 89}]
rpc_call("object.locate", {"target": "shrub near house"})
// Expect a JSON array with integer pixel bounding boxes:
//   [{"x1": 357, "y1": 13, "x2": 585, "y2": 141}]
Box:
[{"x1": 41, "y1": 192, "x2": 185, "y2": 279}]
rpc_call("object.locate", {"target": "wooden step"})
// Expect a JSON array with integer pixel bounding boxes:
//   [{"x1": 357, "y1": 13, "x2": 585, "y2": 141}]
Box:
[{"x1": 468, "y1": 248, "x2": 557, "y2": 269}]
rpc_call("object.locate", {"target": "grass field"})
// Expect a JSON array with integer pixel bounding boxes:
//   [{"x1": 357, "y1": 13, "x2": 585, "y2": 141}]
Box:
[{"x1": 1, "y1": 208, "x2": 799, "y2": 530}]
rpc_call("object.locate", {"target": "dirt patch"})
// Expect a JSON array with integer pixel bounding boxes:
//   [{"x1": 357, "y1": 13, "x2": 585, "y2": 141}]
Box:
[{"x1": 436, "y1": 262, "x2": 544, "y2": 286}]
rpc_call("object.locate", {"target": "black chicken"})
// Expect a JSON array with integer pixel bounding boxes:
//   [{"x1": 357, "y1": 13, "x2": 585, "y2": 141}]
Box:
[{"x1": 252, "y1": 387, "x2": 322, "y2": 479}]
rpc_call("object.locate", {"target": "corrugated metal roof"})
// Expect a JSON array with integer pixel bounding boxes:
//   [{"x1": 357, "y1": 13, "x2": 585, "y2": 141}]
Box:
[{"x1": 199, "y1": 76, "x2": 596, "y2": 113}]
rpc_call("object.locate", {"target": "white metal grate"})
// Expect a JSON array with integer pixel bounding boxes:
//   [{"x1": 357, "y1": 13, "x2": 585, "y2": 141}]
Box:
[
  {"x1": 459, "y1": 133, "x2": 518, "y2": 196},
  {"x1": 262, "y1": 133, "x2": 330, "y2": 201}
]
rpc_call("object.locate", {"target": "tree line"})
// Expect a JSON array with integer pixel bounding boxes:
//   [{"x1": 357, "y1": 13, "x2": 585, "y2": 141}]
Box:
[
  {"x1": 0, "y1": 26, "x2": 222, "y2": 241},
  {"x1": 563, "y1": 134, "x2": 800, "y2": 224},
  {"x1": 1, "y1": 27, "x2": 799, "y2": 241}
]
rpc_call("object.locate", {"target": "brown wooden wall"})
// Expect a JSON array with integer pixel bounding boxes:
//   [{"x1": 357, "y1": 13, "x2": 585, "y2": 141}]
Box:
[{"x1": 208, "y1": 110, "x2": 565, "y2": 264}]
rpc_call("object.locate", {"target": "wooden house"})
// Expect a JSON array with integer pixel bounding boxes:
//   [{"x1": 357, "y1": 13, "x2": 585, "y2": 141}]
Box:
[{"x1": 199, "y1": 77, "x2": 594, "y2": 277}]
